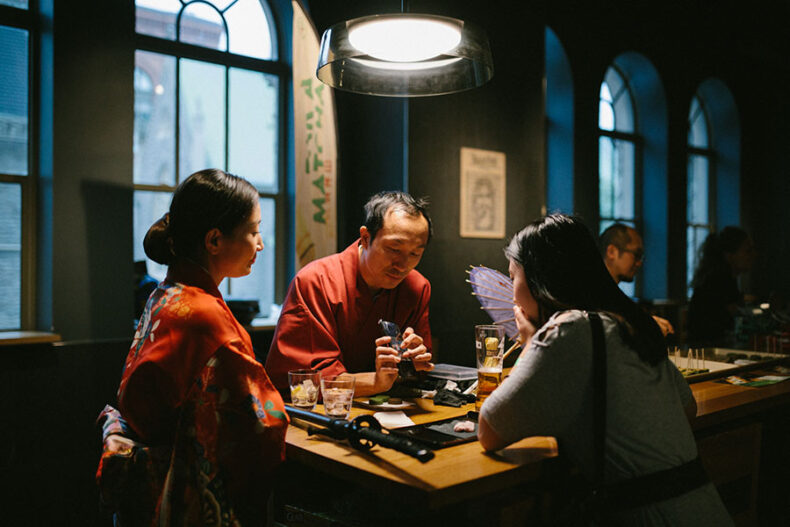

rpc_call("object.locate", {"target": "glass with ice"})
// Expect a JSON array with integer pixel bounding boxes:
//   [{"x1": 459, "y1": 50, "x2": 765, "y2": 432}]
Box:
[
  {"x1": 475, "y1": 324, "x2": 505, "y2": 411},
  {"x1": 288, "y1": 369, "x2": 320, "y2": 411},
  {"x1": 320, "y1": 374, "x2": 355, "y2": 420}
]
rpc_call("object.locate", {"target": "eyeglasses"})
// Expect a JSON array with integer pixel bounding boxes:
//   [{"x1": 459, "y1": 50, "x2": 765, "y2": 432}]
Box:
[{"x1": 621, "y1": 248, "x2": 645, "y2": 262}]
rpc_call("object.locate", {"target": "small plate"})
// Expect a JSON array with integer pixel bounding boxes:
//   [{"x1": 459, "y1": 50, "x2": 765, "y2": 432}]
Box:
[{"x1": 356, "y1": 399, "x2": 416, "y2": 411}]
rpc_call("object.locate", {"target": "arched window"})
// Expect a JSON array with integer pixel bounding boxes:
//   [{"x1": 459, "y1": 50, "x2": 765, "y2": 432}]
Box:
[
  {"x1": 598, "y1": 53, "x2": 668, "y2": 300},
  {"x1": 133, "y1": 0, "x2": 286, "y2": 321},
  {"x1": 545, "y1": 26, "x2": 574, "y2": 214},
  {"x1": 686, "y1": 95, "x2": 713, "y2": 297},
  {"x1": 686, "y1": 79, "x2": 740, "y2": 298},
  {"x1": 599, "y1": 65, "x2": 638, "y2": 297}
]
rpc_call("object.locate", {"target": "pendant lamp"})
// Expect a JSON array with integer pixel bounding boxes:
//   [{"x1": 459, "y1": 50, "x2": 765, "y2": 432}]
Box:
[{"x1": 316, "y1": 13, "x2": 494, "y2": 97}]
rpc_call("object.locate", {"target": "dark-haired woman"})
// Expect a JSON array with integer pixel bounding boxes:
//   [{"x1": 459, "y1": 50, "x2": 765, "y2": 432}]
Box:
[
  {"x1": 478, "y1": 215, "x2": 731, "y2": 525},
  {"x1": 97, "y1": 169, "x2": 288, "y2": 525},
  {"x1": 688, "y1": 227, "x2": 755, "y2": 346}
]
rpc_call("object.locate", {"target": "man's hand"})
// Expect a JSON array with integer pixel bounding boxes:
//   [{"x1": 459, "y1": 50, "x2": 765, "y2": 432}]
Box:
[
  {"x1": 652, "y1": 315, "x2": 674, "y2": 337},
  {"x1": 400, "y1": 327, "x2": 434, "y2": 371},
  {"x1": 373, "y1": 335, "x2": 401, "y2": 392}
]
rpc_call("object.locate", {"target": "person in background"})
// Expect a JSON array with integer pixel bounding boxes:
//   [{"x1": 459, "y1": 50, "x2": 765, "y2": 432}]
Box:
[
  {"x1": 599, "y1": 223, "x2": 674, "y2": 337},
  {"x1": 96, "y1": 169, "x2": 288, "y2": 525},
  {"x1": 688, "y1": 226, "x2": 756, "y2": 346},
  {"x1": 265, "y1": 191, "x2": 434, "y2": 397},
  {"x1": 479, "y1": 214, "x2": 731, "y2": 525}
]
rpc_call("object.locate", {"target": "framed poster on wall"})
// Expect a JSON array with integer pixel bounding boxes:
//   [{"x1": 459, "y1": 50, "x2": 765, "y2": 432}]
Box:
[{"x1": 460, "y1": 147, "x2": 506, "y2": 239}]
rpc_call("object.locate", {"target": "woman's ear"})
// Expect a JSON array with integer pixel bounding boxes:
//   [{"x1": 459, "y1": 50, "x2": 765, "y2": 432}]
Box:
[{"x1": 204, "y1": 228, "x2": 223, "y2": 255}]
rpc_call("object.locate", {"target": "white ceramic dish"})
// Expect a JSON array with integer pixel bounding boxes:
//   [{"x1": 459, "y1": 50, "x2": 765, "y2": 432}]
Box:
[{"x1": 356, "y1": 399, "x2": 416, "y2": 411}]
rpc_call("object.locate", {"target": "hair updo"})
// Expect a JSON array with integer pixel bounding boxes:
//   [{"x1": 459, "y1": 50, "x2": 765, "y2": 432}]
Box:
[{"x1": 143, "y1": 169, "x2": 259, "y2": 265}]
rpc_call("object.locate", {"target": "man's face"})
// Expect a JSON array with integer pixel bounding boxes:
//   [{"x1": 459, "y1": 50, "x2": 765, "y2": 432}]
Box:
[
  {"x1": 358, "y1": 208, "x2": 430, "y2": 292},
  {"x1": 606, "y1": 229, "x2": 644, "y2": 283}
]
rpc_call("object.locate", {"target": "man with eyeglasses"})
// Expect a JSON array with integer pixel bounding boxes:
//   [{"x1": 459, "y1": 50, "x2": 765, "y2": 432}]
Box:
[
  {"x1": 600, "y1": 223, "x2": 645, "y2": 284},
  {"x1": 600, "y1": 223, "x2": 674, "y2": 336}
]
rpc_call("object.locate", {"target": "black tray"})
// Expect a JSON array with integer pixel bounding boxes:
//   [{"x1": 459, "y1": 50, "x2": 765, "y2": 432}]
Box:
[{"x1": 389, "y1": 411, "x2": 479, "y2": 449}]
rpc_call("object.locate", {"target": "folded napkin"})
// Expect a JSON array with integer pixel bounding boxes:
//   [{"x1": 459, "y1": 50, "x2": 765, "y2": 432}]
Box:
[{"x1": 372, "y1": 411, "x2": 415, "y2": 429}]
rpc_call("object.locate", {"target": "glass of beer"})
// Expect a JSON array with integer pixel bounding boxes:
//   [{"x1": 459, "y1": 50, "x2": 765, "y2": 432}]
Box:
[{"x1": 475, "y1": 324, "x2": 505, "y2": 411}]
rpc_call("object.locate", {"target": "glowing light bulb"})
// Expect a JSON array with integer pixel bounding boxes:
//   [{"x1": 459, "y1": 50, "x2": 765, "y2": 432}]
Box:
[{"x1": 348, "y1": 17, "x2": 462, "y2": 63}]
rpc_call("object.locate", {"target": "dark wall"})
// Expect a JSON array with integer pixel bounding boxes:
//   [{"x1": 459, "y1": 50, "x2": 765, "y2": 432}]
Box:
[
  {"x1": 48, "y1": 0, "x2": 135, "y2": 340},
  {"x1": 0, "y1": 340, "x2": 128, "y2": 526},
  {"x1": 408, "y1": 0, "x2": 547, "y2": 365}
]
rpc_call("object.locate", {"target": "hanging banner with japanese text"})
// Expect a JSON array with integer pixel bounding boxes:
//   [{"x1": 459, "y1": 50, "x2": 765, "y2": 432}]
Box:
[{"x1": 292, "y1": 0, "x2": 337, "y2": 270}]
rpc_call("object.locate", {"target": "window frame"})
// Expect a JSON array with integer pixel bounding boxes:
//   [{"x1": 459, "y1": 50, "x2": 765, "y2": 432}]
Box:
[
  {"x1": 133, "y1": 1, "x2": 289, "y2": 315},
  {"x1": 0, "y1": 2, "x2": 38, "y2": 331},
  {"x1": 598, "y1": 65, "x2": 643, "y2": 225},
  {"x1": 598, "y1": 65, "x2": 644, "y2": 297},
  {"x1": 685, "y1": 94, "x2": 716, "y2": 297}
]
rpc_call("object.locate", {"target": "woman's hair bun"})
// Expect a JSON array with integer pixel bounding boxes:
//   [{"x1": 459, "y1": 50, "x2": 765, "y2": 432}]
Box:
[{"x1": 143, "y1": 213, "x2": 174, "y2": 265}]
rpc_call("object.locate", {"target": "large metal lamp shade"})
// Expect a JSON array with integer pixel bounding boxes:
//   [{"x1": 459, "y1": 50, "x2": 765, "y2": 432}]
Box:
[{"x1": 316, "y1": 13, "x2": 494, "y2": 97}]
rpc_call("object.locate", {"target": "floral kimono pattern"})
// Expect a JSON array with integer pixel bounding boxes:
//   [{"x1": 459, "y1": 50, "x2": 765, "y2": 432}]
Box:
[{"x1": 97, "y1": 260, "x2": 288, "y2": 526}]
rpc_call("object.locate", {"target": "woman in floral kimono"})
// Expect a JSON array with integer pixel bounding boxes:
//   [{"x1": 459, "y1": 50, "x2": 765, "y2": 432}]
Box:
[{"x1": 97, "y1": 169, "x2": 288, "y2": 526}]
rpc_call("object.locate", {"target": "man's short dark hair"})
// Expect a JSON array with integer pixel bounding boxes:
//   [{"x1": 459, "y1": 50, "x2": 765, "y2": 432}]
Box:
[
  {"x1": 598, "y1": 223, "x2": 634, "y2": 255},
  {"x1": 363, "y1": 191, "x2": 433, "y2": 243}
]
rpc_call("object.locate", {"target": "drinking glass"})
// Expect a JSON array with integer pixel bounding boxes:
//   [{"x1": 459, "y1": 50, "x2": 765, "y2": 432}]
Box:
[
  {"x1": 475, "y1": 324, "x2": 505, "y2": 411},
  {"x1": 288, "y1": 369, "x2": 320, "y2": 411},
  {"x1": 320, "y1": 374, "x2": 355, "y2": 420}
]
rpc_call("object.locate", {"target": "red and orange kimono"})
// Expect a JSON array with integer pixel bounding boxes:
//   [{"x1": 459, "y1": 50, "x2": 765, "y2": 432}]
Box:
[
  {"x1": 96, "y1": 259, "x2": 288, "y2": 526},
  {"x1": 264, "y1": 240, "x2": 432, "y2": 393}
]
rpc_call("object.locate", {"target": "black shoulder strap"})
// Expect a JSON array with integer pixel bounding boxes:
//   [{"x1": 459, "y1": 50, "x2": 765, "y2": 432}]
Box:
[{"x1": 589, "y1": 312, "x2": 606, "y2": 487}]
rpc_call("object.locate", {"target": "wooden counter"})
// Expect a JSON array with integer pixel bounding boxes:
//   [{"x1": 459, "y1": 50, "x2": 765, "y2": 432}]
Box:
[
  {"x1": 285, "y1": 398, "x2": 558, "y2": 511},
  {"x1": 281, "y1": 371, "x2": 790, "y2": 525},
  {"x1": 0, "y1": 331, "x2": 61, "y2": 346},
  {"x1": 691, "y1": 372, "x2": 790, "y2": 429},
  {"x1": 688, "y1": 370, "x2": 790, "y2": 524}
]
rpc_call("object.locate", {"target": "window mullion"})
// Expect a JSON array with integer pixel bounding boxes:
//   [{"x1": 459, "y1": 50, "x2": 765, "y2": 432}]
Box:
[
  {"x1": 175, "y1": 57, "x2": 181, "y2": 183},
  {"x1": 0, "y1": 4, "x2": 33, "y2": 29},
  {"x1": 224, "y1": 64, "x2": 231, "y2": 297},
  {"x1": 599, "y1": 129, "x2": 642, "y2": 144},
  {"x1": 135, "y1": 34, "x2": 288, "y2": 76},
  {"x1": 224, "y1": 65, "x2": 230, "y2": 174}
]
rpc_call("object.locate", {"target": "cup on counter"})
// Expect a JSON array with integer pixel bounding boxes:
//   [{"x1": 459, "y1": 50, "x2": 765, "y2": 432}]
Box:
[
  {"x1": 288, "y1": 369, "x2": 321, "y2": 411},
  {"x1": 320, "y1": 373, "x2": 355, "y2": 420},
  {"x1": 475, "y1": 324, "x2": 505, "y2": 411}
]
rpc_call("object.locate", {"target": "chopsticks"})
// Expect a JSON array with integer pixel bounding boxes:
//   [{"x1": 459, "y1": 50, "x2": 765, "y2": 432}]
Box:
[{"x1": 502, "y1": 338, "x2": 523, "y2": 361}]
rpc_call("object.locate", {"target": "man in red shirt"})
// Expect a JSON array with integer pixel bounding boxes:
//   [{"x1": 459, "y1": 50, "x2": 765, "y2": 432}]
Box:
[{"x1": 265, "y1": 192, "x2": 434, "y2": 396}]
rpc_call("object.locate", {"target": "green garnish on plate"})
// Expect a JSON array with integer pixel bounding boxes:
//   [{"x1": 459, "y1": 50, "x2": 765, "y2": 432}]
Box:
[{"x1": 368, "y1": 394, "x2": 390, "y2": 405}]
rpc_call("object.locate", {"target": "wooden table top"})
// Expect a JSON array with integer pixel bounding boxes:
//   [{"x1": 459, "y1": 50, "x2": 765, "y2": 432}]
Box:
[
  {"x1": 690, "y1": 369, "x2": 790, "y2": 429},
  {"x1": 285, "y1": 366, "x2": 790, "y2": 508},
  {"x1": 286, "y1": 397, "x2": 558, "y2": 509}
]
